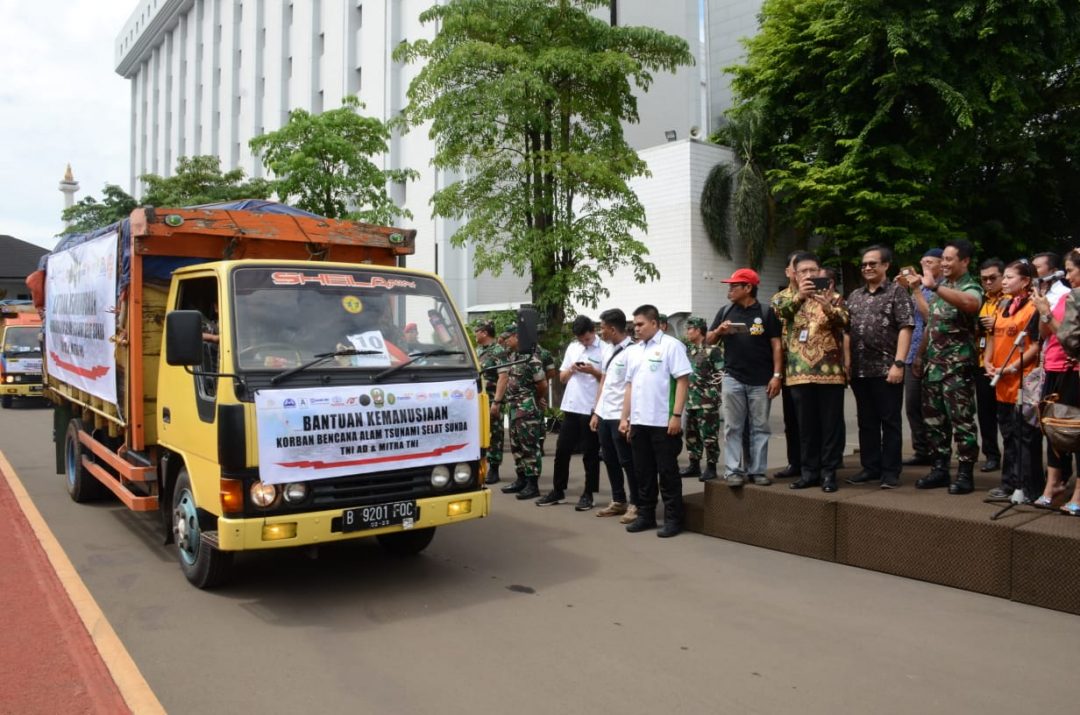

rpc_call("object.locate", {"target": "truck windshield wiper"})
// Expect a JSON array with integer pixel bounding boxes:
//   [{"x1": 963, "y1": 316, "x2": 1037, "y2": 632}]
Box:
[
  {"x1": 372, "y1": 348, "x2": 465, "y2": 382},
  {"x1": 269, "y1": 347, "x2": 381, "y2": 386}
]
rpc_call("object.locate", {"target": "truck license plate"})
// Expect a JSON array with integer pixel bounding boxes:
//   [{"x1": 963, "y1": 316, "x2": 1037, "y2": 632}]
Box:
[{"x1": 341, "y1": 501, "x2": 418, "y2": 533}]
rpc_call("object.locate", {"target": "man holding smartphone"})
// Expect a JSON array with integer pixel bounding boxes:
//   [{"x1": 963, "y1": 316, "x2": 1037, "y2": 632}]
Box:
[
  {"x1": 709, "y1": 268, "x2": 784, "y2": 487},
  {"x1": 774, "y1": 253, "x2": 850, "y2": 493},
  {"x1": 537, "y1": 315, "x2": 604, "y2": 509}
]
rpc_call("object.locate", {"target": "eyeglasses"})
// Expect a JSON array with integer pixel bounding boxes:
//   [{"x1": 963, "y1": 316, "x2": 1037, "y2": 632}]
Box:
[
  {"x1": 859, "y1": 261, "x2": 880, "y2": 269},
  {"x1": 980, "y1": 274, "x2": 1001, "y2": 282}
]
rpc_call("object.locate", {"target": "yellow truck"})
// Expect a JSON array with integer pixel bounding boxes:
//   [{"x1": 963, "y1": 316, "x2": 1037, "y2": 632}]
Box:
[
  {"x1": 33, "y1": 202, "x2": 493, "y2": 587},
  {"x1": 0, "y1": 306, "x2": 43, "y2": 408}
]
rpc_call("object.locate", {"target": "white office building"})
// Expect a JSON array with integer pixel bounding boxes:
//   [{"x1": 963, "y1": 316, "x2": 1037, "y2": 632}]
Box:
[{"x1": 115, "y1": 0, "x2": 784, "y2": 325}]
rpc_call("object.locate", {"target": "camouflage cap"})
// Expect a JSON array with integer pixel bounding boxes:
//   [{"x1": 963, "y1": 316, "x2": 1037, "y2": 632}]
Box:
[
  {"x1": 501, "y1": 324, "x2": 518, "y2": 337},
  {"x1": 686, "y1": 316, "x2": 707, "y2": 331}
]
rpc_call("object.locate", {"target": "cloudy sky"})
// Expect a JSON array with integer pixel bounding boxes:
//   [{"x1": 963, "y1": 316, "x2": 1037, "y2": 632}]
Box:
[{"x1": 0, "y1": 1, "x2": 134, "y2": 250}]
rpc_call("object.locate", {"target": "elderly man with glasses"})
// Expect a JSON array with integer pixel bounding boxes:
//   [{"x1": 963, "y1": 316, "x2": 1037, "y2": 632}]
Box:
[{"x1": 845, "y1": 246, "x2": 915, "y2": 488}]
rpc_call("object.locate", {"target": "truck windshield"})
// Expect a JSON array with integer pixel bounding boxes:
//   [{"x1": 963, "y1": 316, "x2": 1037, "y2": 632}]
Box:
[
  {"x1": 231, "y1": 267, "x2": 471, "y2": 373},
  {"x1": 2, "y1": 327, "x2": 42, "y2": 358}
]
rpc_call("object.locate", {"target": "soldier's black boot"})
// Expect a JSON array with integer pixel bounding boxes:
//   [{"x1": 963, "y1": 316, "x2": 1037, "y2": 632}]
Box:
[
  {"x1": 501, "y1": 476, "x2": 526, "y2": 494},
  {"x1": 485, "y1": 464, "x2": 501, "y2": 485},
  {"x1": 516, "y1": 479, "x2": 540, "y2": 500},
  {"x1": 700, "y1": 463, "x2": 718, "y2": 481},
  {"x1": 915, "y1": 459, "x2": 950, "y2": 489},
  {"x1": 679, "y1": 460, "x2": 701, "y2": 478},
  {"x1": 949, "y1": 461, "x2": 975, "y2": 495}
]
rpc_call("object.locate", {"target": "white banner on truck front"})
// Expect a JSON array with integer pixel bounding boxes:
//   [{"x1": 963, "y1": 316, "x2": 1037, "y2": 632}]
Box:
[
  {"x1": 254, "y1": 380, "x2": 481, "y2": 485},
  {"x1": 44, "y1": 232, "x2": 119, "y2": 406}
]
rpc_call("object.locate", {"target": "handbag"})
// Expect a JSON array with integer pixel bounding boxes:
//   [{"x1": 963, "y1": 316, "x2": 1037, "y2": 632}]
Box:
[
  {"x1": 1020, "y1": 365, "x2": 1045, "y2": 428},
  {"x1": 1039, "y1": 393, "x2": 1080, "y2": 455}
]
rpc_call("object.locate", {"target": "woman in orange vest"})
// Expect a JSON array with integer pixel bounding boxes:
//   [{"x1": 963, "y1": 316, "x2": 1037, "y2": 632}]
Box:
[{"x1": 983, "y1": 260, "x2": 1042, "y2": 501}]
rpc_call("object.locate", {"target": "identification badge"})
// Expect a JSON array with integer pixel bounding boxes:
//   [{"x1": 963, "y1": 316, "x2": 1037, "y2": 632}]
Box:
[
  {"x1": 798, "y1": 329, "x2": 809, "y2": 343},
  {"x1": 979, "y1": 337, "x2": 986, "y2": 349}
]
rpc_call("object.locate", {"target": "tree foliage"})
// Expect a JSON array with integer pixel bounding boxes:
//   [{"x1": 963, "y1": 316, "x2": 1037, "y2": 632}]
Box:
[
  {"x1": 60, "y1": 184, "x2": 138, "y2": 234},
  {"x1": 728, "y1": 0, "x2": 1080, "y2": 264},
  {"x1": 250, "y1": 96, "x2": 415, "y2": 223},
  {"x1": 395, "y1": 0, "x2": 692, "y2": 326},
  {"x1": 140, "y1": 155, "x2": 271, "y2": 207}
]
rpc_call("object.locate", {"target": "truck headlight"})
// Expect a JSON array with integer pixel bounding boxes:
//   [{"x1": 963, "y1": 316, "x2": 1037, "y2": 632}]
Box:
[
  {"x1": 431, "y1": 465, "x2": 451, "y2": 489},
  {"x1": 282, "y1": 482, "x2": 308, "y2": 504},
  {"x1": 250, "y1": 481, "x2": 278, "y2": 507},
  {"x1": 453, "y1": 463, "x2": 472, "y2": 485}
]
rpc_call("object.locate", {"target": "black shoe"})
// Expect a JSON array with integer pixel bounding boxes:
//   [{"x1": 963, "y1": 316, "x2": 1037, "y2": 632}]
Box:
[
  {"x1": 679, "y1": 461, "x2": 701, "y2": 478},
  {"x1": 822, "y1": 478, "x2": 838, "y2": 493},
  {"x1": 902, "y1": 455, "x2": 933, "y2": 467},
  {"x1": 574, "y1": 493, "x2": 594, "y2": 511},
  {"x1": 501, "y1": 478, "x2": 526, "y2": 494},
  {"x1": 916, "y1": 460, "x2": 950, "y2": 489},
  {"x1": 980, "y1": 458, "x2": 1001, "y2": 473},
  {"x1": 949, "y1": 462, "x2": 975, "y2": 495},
  {"x1": 846, "y1": 471, "x2": 879, "y2": 485},
  {"x1": 515, "y1": 484, "x2": 540, "y2": 500},
  {"x1": 535, "y1": 490, "x2": 565, "y2": 506},
  {"x1": 656, "y1": 521, "x2": 682, "y2": 538},
  {"x1": 625, "y1": 516, "x2": 657, "y2": 533},
  {"x1": 880, "y1": 475, "x2": 900, "y2": 489},
  {"x1": 790, "y1": 478, "x2": 820, "y2": 490},
  {"x1": 773, "y1": 464, "x2": 800, "y2": 479},
  {"x1": 484, "y1": 465, "x2": 501, "y2": 485},
  {"x1": 700, "y1": 463, "x2": 718, "y2": 481}
]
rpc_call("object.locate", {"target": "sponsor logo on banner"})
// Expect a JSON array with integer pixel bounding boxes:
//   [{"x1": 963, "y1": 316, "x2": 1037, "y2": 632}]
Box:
[{"x1": 254, "y1": 379, "x2": 481, "y2": 485}]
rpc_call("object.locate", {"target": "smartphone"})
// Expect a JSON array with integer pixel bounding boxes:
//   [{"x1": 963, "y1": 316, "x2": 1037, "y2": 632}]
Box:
[
  {"x1": 575, "y1": 361, "x2": 587, "y2": 367},
  {"x1": 810, "y1": 276, "x2": 831, "y2": 291},
  {"x1": 727, "y1": 322, "x2": 749, "y2": 334},
  {"x1": 901, "y1": 266, "x2": 917, "y2": 277}
]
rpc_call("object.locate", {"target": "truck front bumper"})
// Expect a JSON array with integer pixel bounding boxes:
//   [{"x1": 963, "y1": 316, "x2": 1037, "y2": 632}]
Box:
[
  {"x1": 2, "y1": 383, "x2": 43, "y2": 398},
  {"x1": 213, "y1": 488, "x2": 491, "y2": 551}
]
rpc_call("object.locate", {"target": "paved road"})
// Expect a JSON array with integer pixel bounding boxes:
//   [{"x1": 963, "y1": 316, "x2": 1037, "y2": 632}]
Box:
[{"x1": 2, "y1": 402, "x2": 1077, "y2": 715}]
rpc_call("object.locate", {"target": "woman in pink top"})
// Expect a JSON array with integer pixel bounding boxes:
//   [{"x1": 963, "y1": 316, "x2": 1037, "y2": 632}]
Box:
[{"x1": 1033, "y1": 249, "x2": 1080, "y2": 511}]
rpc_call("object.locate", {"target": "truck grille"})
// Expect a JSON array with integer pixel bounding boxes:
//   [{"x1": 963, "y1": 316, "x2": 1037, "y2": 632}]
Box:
[{"x1": 309, "y1": 468, "x2": 433, "y2": 507}]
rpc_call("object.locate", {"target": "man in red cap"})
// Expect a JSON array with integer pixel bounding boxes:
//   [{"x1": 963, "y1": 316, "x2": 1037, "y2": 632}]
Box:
[
  {"x1": 403, "y1": 322, "x2": 421, "y2": 352},
  {"x1": 707, "y1": 268, "x2": 784, "y2": 487}
]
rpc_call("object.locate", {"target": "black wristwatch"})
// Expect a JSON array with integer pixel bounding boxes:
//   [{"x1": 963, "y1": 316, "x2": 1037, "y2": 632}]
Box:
[{"x1": 892, "y1": 359, "x2": 905, "y2": 369}]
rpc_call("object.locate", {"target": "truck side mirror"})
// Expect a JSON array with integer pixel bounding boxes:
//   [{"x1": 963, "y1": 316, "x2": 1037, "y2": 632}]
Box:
[
  {"x1": 517, "y1": 308, "x2": 539, "y2": 354},
  {"x1": 165, "y1": 311, "x2": 205, "y2": 366}
]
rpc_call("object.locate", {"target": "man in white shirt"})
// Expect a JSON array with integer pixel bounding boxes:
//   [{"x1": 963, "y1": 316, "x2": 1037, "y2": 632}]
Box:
[
  {"x1": 589, "y1": 308, "x2": 637, "y2": 521},
  {"x1": 537, "y1": 315, "x2": 604, "y2": 509},
  {"x1": 619, "y1": 304, "x2": 692, "y2": 537},
  {"x1": 1033, "y1": 252, "x2": 1070, "y2": 308}
]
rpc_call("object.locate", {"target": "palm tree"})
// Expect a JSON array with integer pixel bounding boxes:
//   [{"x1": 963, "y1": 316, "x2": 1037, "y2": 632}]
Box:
[{"x1": 700, "y1": 108, "x2": 774, "y2": 270}]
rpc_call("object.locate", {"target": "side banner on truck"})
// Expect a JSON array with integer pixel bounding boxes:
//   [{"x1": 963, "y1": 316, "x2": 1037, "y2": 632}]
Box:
[
  {"x1": 255, "y1": 380, "x2": 481, "y2": 485},
  {"x1": 44, "y1": 232, "x2": 118, "y2": 405}
]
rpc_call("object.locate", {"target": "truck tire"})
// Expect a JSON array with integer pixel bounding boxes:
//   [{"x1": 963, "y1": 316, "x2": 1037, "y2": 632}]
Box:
[
  {"x1": 376, "y1": 527, "x2": 436, "y2": 556},
  {"x1": 64, "y1": 419, "x2": 106, "y2": 502},
  {"x1": 171, "y1": 470, "x2": 233, "y2": 589},
  {"x1": 1, "y1": 395, "x2": 12, "y2": 409}
]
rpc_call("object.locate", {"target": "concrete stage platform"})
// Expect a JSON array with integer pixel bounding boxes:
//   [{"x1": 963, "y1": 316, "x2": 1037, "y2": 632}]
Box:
[{"x1": 684, "y1": 468, "x2": 1080, "y2": 615}]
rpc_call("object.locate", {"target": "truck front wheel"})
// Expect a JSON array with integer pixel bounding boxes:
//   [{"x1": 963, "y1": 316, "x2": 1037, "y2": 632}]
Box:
[
  {"x1": 377, "y1": 527, "x2": 436, "y2": 556},
  {"x1": 64, "y1": 419, "x2": 106, "y2": 502},
  {"x1": 172, "y1": 470, "x2": 233, "y2": 588}
]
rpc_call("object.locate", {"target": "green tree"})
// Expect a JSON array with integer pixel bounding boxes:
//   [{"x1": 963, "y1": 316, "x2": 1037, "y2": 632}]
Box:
[
  {"x1": 700, "y1": 106, "x2": 776, "y2": 270},
  {"x1": 139, "y1": 155, "x2": 271, "y2": 208},
  {"x1": 394, "y1": 0, "x2": 692, "y2": 328},
  {"x1": 728, "y1": 0, "x2": 1080, "y2": 265},
  {"x1": 60, "y1": 184, "x2": 138, "y2": 234},
  {"x1": 250, "y1": 96, "x2": 415, "y2": 223}
]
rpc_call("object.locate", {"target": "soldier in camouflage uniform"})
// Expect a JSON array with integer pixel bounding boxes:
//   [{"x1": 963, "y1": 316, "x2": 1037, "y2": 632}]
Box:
[
  {"x1": 681, "y1": 317, "x2": 724, "y2": 480},
  {"x1": 474, "y1": 322, "x2": 507, "y2": 484},
  {"x1": 915, "y1": 239, "x2": 984, "y2": 495},
  {"x1": 492, "y1": 325, "x2": 549, "y2": 500}
]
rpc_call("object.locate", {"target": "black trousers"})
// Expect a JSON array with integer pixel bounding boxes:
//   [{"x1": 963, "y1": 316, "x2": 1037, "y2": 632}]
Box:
[
  {"x1": 851, "y1": 376, "x2": 904, "y2": 480},
  {"x1": 974, "y1": 370, "x2": 1002, "y2": 461},
  {"x1": 791, "y1": 384, "x2": 846, "y2": 482},
  {"x1": 904, "y1": 365, "x2": 931, "y2": 458},
  {"x1": 781, "y1": 384, "x2": 801, "y2": 469},
  {"x1": 630, "y1": 425, "x2": 683, "y2": 523},
  {"x1": 598, "y1": 417, "x2": 636, "y2": 505},
  {"x1": 996, "y1": 401, "x2": 1044, "y2": 498},
  {"x1": 553, "y1": 411, "x2": 601, "y2": 493}
]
